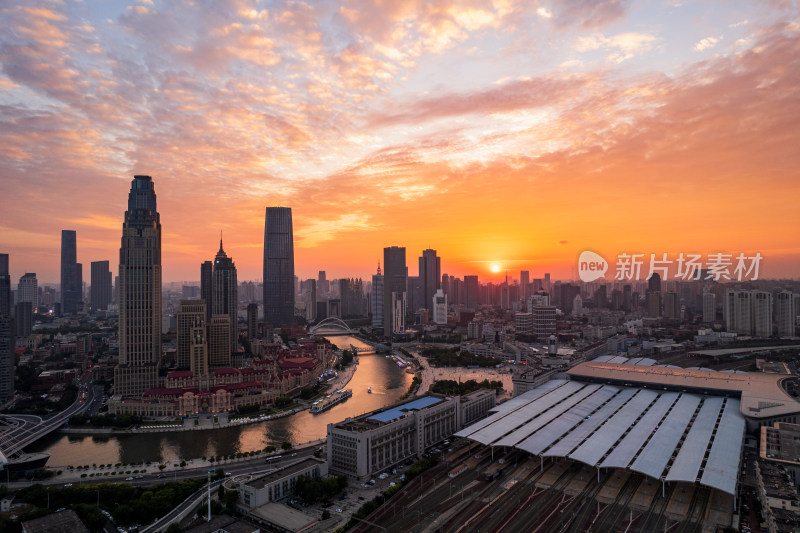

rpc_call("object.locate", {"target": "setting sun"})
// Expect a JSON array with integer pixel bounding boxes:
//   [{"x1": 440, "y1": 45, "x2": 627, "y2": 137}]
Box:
[{"x1": 490, "y1": 264, "x2": 501, "y2": 273}]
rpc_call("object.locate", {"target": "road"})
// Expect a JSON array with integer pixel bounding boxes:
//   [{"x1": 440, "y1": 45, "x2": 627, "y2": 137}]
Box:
[{"x1": 0, "y1": 377, "x2": 96, "y2": 458}]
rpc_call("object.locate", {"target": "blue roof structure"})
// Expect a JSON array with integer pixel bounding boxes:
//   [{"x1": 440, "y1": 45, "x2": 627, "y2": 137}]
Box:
[{"x1": 367, "y1": 396, "x2": 443, "y2": 423}]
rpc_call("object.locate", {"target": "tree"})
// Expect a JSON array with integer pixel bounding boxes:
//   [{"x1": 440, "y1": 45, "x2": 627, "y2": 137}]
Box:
[
  {"x1": 322, "y1": 509, "x2": 331, "y2": 520},
  {"x1": 165, "y1": 523, "x2": 182, "y2": 533},
  {"x1": 281, "y1": 441, "x2": 293, "y2": 451}
]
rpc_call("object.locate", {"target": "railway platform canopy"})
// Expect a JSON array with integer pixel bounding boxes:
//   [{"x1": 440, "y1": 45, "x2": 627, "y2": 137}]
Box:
[{"x1": 456, "y1": 378, "x2": 745, "y2": 495}]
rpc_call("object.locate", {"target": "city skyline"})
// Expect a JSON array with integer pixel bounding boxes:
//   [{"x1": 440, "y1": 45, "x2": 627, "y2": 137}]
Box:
[{"x1": 2, "y1": 1, "x2": 800, "y2": 283}]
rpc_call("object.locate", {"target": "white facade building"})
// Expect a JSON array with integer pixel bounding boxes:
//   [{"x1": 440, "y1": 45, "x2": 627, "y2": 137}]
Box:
[{"x1": 432, "y1": 289, "x2": 447, "y2": 325}]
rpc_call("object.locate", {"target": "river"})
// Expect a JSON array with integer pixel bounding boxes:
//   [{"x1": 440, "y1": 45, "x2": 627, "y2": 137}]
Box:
[{"x1": 30, "y1": 336, "x2": 411, "y2": 466}]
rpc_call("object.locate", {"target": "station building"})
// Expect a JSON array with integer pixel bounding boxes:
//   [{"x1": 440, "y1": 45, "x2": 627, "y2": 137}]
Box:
[{"x1": 327, "y1": 389, "x2": 495, "y2": 480}]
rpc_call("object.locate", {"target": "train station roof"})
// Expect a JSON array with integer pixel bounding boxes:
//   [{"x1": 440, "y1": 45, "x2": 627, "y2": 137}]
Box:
[
  {"x1": 567, "y1": 361, "x2": 800, "y2": 420},
  {"x1": 456, "y1": 379, "x2": 745, "y2": 495}
]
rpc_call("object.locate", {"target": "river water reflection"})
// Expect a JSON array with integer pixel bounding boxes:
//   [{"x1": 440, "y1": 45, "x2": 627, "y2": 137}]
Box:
[{"x1": 32, "y1": 337, "x2": 411, "y2": 466}]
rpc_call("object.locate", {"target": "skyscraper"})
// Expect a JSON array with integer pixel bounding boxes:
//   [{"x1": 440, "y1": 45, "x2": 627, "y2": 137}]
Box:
[
  {"x1": 200, "y1": 260, "x2": 213, "y2": 321},
  {"x1": 114, "y1": 175, "x2": 162, "y2": 397},
  {"x1": 371, "y1": 264, "x2": 383, "y2": 329},
  {"x1": 263, "y1": 207, "x2": 295, "y2": 327},
  {"x1": 0, "y1": 254, "x2": 11, "y2": 316},
  {"x1": 61, "y1": 230, "x2": 82, "y2": 314},
  {"x1": 383, "y1": 246, "x2": 407, "y2": 338},
  {"x1": 419, "y1": 249, "x2": 441, "y2": 315},
  {"x1": 17, "y1": 273, "x2": 38, "y2": 310},
  {"x1": 90, "y1": 261, "x2": 112, "y2": 312},
  {"x1": 212, "y1": 239, "x2": 238, "y2": 352}
]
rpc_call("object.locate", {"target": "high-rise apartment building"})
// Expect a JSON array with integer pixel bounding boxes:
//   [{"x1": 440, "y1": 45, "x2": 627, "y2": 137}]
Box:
[
  {"x1": 383, "y1": 246, "x2": 407, "y2": 337},
  {"x1": 520, "y1": 271, "x2": 530, "y2": 302},
  {"x1": 725, "y1": 289, "x2": 772, "y2": 337},
  {"x1": 464, "y1": 275, "x2": 479, "y2": 309},
  {"x1": 177, "y1": 300, "x2": 206, "y2": 371},
  {"x1": 775, "y1": 291, "x2": 796, "y2": 337},
  {"x1": 433, "y1": 288, "x2": 447, "y2": 325},
  {"x1": 114, "y1": 176, "x2": 162, "y2": 397},
  {"x1": 648, "y1": 272, "x2": 662, "y2": 293},
  {"x1": 663, "y1": 292, "x2": 680, "y2": 320},
  {"x1": 17, "y1": 273, "x2": 38, "y2": 310},
  {"x1": 371, "y1": 265, "x2": 383, "y2": 329},
  {"x1": 0, "y1": 315, "x2": 14, "y2": 402},
  {"x1": 212, "y1": 240, "x2": 238, "y2": 352},
  {"x1": 61, "y1": 230, "x2": 82, "y2": 314},
  {"x1": 247, "y1": 302, "x2": 259, "y2": 340},
  {"x1": 702, "y1": 291, "x2": 716, "y2": 323},
  {"x1": 263, "y1": 207, "x2": 295, "y2": 327},
  {"x1": 14, "y1": 301, "x2": 32, "y2": 338},
  {"x1": 90, "y1": 261, "x2": 112, "y2": 312},
  {"x1": 419, "y1": 249, "x2": 441, "y2": 315}
]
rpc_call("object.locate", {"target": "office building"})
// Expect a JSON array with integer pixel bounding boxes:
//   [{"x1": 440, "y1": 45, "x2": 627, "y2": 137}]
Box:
[
  {"x1": 419, "y1": 249, "x2": 441, "y2": 315},
  {"x1": 200, "y1": 260, "x2": 213, "y2": 321},
  {"x1": 176, "y1": 300, "x2": 206, "y2": 371},
  {"x1": 432, "y1": 288, "x2": 447, "y2": 325},
  {"x1": 90, "y1": 261, "x2": 112, "y2": 312},
  {"x1": 208, "y1": 314, "x2": 231, "y2": 367},
  {"x1": 113, "y1": 175, "x2": 162, "y2": 397},
  {"x1": 533, "y1": 305, "x2": 556, "y2": 337},
  {"x1": 0, "y1": 310, "x2": 14, "y2": 402},
  {"x1": 17, "y1": 273, "x2": 38, "y2": 310},
  {"x1": 60, "y1": 230, "x2": 82, "y2": 314},
  {"x1": 515, "y1": 312, "x2": 533, "y2": 335},
  {"x1": 702, "y1": 291, "x2": 716, "y2": 323},
  {"x1": 382, "y1": 246, "x2": 407, "y2": 338},
  {"x1": 212, "y1": 239, "x2": 238, "y2": 352},
  {"x1": 371, "y1": 264, "x2": 383, "y2": 329},
  {"x1": 263, "y1": 207, "x2": 295, "y2": 327}
]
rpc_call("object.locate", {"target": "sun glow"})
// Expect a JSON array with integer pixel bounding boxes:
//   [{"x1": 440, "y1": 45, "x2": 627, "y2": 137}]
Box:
[{"x1": 490, "y1": 263, "x2": 501, "y2": 273}]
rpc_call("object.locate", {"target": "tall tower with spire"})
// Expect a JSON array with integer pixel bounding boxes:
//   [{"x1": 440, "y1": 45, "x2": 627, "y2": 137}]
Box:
[
  {"x1": 114, "y1": 175, "x2": 162, "y2": 397},
  {"x1": 371, "y1": 261, "x2": 384, "y2": 330},
  {"x1": 212, "y1": 236, "x2": 238, "y2": 353}
]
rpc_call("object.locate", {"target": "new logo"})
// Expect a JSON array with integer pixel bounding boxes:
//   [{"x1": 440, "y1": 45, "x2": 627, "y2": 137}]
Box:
[{"x1": 578, "y1": 251, "x2": 608, "y2": 282}]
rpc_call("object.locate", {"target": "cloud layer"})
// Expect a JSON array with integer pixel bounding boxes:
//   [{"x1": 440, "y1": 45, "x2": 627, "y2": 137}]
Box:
[{"x1": 1, "y1": 0, "x2": 799, "y2": 282}]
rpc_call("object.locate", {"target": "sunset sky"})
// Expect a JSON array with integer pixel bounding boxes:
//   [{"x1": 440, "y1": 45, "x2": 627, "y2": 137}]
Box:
[{"x1": 2, "y1": 0, "x2": 799, "y2": 285}]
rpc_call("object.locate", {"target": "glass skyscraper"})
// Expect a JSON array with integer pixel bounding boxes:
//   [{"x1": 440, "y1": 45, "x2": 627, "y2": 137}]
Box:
[
  {"x1": 60, "y1": 229, "x2": 81, "y2": 314},
  {"x1": 263, "y1": 207, "x2": 295, "y2": 327},
  {"x1": 113, "y1": 175, "x2": 162, "y2": 397}
]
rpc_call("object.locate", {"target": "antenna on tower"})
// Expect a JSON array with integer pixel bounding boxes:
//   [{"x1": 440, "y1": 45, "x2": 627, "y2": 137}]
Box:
[{"x1": 377, "y1": 261, "x2": 381, "y2": 275}]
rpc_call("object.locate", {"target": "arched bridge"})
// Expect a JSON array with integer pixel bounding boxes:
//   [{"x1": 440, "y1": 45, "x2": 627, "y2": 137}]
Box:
[{"x1": 309, "y1": 317, "x2": 355, "y2": 335}]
